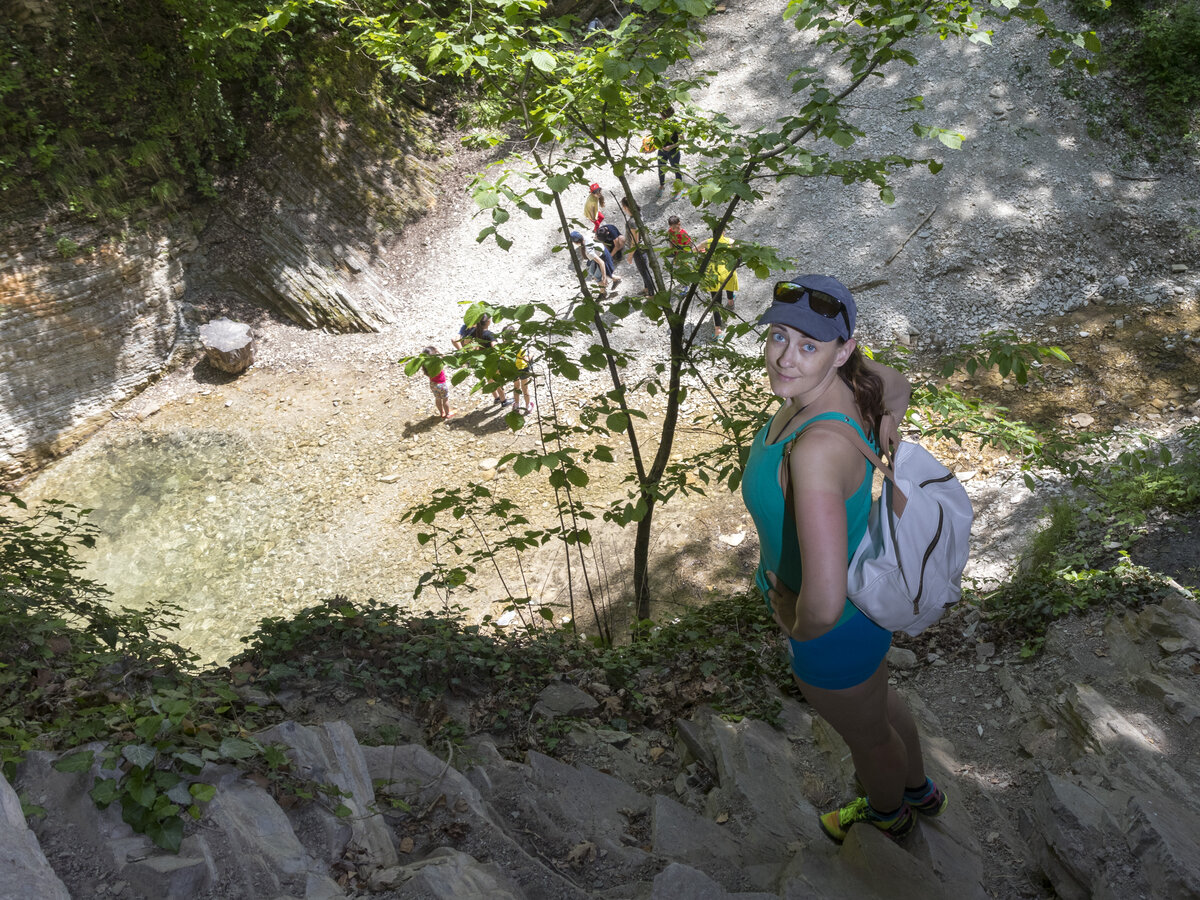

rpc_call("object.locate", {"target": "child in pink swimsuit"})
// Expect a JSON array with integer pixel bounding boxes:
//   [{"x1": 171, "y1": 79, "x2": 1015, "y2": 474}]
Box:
[{"x1": 421, "y1": 346, "x2": 451, "y2": 418}]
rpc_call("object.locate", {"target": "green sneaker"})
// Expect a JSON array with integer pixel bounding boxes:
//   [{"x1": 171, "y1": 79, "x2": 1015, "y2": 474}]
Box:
[{"x1": 819, "y1": 797, "x2": 915, "y2": 844}]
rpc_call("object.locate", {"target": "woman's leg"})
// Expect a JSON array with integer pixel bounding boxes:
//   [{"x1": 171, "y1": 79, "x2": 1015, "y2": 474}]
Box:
[
  {"x1": 634, "y1": 250, "x2": 654, "y2": 294},
  {"x1": 711, "y1": 292, "x2": 724, "y2": 328},
  {"x1": 887, "y1": 684, "x2": 929, "y2": 790},
  {"x1": 796, "y1": 659, "x2": 915, "y2": 812}
]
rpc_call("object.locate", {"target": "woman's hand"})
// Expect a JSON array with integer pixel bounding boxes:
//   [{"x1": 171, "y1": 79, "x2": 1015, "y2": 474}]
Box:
[{"x1": 766, "y1": 570, "x2": 799, "y2": 637}]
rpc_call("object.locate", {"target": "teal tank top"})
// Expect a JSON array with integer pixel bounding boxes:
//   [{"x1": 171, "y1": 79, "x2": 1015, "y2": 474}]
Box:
[{"x1": 741, "y1": 410, "x2": 875, "y2": 629}]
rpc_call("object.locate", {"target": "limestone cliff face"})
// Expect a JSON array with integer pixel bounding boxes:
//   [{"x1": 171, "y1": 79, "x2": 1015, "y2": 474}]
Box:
[
  {"x1": 0, "y1": 106, "x2": 442, "y2": 485},
  {"x1": 190, "y1": 109, "x2": 442, "y2": 333},
  {"x1": 0, "y1": 219, "x2": 193, "y2": 484}
]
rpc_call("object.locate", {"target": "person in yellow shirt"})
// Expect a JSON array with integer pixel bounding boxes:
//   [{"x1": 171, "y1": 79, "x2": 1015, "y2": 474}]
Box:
[
  {"x1": 700, "y1": 234, "x2": 739, "y2": 337},
  {"x1": 583, "y1": 183, "x2": 605, "y2": 233}
]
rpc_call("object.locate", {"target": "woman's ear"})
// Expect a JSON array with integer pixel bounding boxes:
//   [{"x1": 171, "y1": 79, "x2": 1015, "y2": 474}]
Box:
[{"x1": 835, "y1": 338, "x2": 856, "y2": 367}]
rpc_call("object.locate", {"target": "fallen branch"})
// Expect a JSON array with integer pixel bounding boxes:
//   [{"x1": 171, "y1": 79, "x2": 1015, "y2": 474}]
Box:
[
  {"x1": 850, "y1": 278, "x2": 890, "y2": 293},
  {"x1": 884, "y1": 206, "x2": 938, "y2": 265}
]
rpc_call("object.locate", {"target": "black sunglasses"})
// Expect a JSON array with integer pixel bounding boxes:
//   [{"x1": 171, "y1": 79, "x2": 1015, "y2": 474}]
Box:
[{"x1": 772, "y1": 282, "x2": 851, "y2": 335}]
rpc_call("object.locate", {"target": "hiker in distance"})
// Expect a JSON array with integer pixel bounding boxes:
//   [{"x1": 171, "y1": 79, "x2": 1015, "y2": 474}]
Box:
[{"x1": 741, "y1": 275, "x2": 948, "y2": 843}]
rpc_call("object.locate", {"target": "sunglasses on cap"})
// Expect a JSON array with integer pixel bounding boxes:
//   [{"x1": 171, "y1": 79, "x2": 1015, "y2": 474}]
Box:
[{"x1": 772, "y1": 281, "x2": 851, "y2": 335}]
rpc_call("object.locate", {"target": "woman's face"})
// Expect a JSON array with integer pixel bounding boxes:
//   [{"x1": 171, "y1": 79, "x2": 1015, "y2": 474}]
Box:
[{"x1": 764, "y1": 323, "x2": 853, "y2": 402}]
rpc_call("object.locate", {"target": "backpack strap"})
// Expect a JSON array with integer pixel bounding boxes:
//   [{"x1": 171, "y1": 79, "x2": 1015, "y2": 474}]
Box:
[{"x1": 782, "y1": 414, "x2": 910, "y2": 518}]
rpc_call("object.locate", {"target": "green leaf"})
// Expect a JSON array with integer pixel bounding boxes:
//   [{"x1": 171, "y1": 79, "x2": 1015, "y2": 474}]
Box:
[
  {"x1": 513, "y1": 455, "x2": 538, "y2": 476},
  {"x1": 53, "y1": 750, "x2": 95, "y2": 773},
  {"x1": 151, "y1": 816, "x2": 184, "y2": 852},
  {"x1": 122, "y1": 744, "x2": 157, "y2": 768},
  {"x1": 218, "y1": 737, "x2": 258, "y2": 760},
  {"x1": 134, "y1": 715, "x2": 164, "y2": 742},
  {"x1": 831, "y1": 131, "x2": 855, "y2": 148},
  {"x1": 566, "y1": 467, "x2": 589, "y2": 487},
  {"x1": 189, "y1": 782, "x2": 216, "y2": 803},
  {"x1": 529, "y1": 50, "x2": 556, "y2": 72},
  {"x1": 90, "y1": 778, "x2": 120, "y2": 808},
  {"x1": 606, "y1": 412, "x2": 629, "y2": 432},
  {"x1": 937, "y1": 131, "x2": 964, "y2": 150},
  {"x1": 174, "y1": 752, "x2": 205, "y2": 771}
]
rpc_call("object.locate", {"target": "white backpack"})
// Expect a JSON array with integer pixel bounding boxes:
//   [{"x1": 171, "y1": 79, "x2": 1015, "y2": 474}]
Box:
[{"x1": 787, "y1": 417, "x2": 974, "y2": 636}]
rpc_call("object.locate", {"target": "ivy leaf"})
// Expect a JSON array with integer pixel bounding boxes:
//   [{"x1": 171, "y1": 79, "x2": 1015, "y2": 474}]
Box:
[
  {"x1": 219, "y1": 737, "x2": 258, "y2": 760},
  {"x1": 937, "y1": 131, "x2": 964, "y2": 150},
  {"x1": 90, "y1": 778, "x2": 120, "y2": 808},
  {"x1": 122, "y1": 744, "x2": 157, "y2": 768},
  {"x1": 152, "y1": 816, "x2": 184, "y2": 852},
  {"x1": 53, "y1": 750, "x2": 95, "y2": 773}
]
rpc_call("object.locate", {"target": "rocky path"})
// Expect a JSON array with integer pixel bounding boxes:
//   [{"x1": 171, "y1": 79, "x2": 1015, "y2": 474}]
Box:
[{"x1": 9, "y1": 580, "x2": 1200, "y2": 898}]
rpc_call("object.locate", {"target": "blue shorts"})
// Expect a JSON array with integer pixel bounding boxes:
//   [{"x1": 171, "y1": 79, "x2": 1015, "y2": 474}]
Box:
[
  {"x1": 784, "y1": 609, "x2": 893, "y2": 689},
  {"x1": 759, "y1": 575, "x2": 892, "y2": 689}
]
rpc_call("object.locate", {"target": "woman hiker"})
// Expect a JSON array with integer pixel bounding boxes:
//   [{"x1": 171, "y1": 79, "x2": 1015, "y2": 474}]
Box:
[{"x1": 741, "y1": 275, "x2": 948, "y2": 843}]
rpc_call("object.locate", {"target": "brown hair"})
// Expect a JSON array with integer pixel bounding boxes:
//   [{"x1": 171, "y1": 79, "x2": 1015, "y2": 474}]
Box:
[{"x1": 839, "y1": 345, "x2": 885, "y2": 440}]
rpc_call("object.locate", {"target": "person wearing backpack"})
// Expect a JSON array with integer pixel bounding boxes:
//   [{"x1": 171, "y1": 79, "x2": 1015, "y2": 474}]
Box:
[
  {"x1": 620, "y1": 196, "x2": 655, "y2": 297},
  {"x1": 741, "y1": 275, "x2": 948, "y2": 845},
  {"x1": 569, "y1": 230, "x2": 620, "y2": 293},
  {"x1": 595, "y1": 221, "x2": 625, "y2": 263}
]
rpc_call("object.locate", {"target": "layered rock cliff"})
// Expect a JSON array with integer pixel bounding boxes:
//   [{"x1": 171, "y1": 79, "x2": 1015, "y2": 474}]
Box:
[{"x1": 0, "y1": 104, "x2": 442, "y2": 485}]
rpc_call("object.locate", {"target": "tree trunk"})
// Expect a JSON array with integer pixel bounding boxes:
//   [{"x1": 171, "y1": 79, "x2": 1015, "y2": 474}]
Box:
[{"x1": 632, "y1": 318, "x2": 687, "y2": 622}]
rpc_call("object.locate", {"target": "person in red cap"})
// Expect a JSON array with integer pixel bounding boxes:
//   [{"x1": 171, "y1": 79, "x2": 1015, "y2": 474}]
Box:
[{"x1": 584, "y1": 183, "x2": 605, "y2": 233}]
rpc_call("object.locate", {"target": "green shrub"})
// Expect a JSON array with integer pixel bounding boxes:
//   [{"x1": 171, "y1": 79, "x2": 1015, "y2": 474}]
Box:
[
  {"x1": 1070, "y1": 0, "x2": 1200, "y2": 143},
  {"x1": 1119, "y1": 0, "x2": 1200, "y2": 134},
  {"x1": 0, "y1": 0, "x2": 392, "y2": 217}
]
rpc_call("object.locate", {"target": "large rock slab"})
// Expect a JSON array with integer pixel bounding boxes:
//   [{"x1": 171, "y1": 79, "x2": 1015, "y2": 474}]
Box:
[
  {"x1": 0, "y1": 770, "x2": 69, "y2": 900},
  {"x1": 689, "y1": 711, "x2": 824, "y2": 849},
  {"x1": 1018, "y1": 773, "x2": 1151, "y2": 900},
  {"x1": 199, "y1": 764, "x2": 343, "y2": 898},
  {"x1": 368, "y1": 846, "x2": 523, "y2": 898},
  {"x1": 650, "y1": 794, "x2": 761, "y2": 892},
  {"x1": 365, "y1": 743, "x2": 589, "y2": 900},
  {"x1": 259, "y1": 720, "x2": 398, "y2": 871},
  {"x1": 651, "y1": 861, "x2": 776, "y2": 900}
]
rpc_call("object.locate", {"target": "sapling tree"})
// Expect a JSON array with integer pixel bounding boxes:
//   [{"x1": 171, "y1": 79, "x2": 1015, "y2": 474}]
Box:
[{"x1": 251, "y1": 0, "x2": 1099, "y2": 627}]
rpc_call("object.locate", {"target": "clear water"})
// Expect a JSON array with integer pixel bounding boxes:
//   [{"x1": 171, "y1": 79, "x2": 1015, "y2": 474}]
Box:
[{"x1": 20, "y1": 421, "x2": 423, "y2": 664}]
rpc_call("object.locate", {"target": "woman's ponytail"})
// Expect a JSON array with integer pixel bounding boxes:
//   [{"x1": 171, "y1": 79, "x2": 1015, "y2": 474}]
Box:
[{"x1": 839, "y1": 346, "x2": 885, "y2": 440}]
